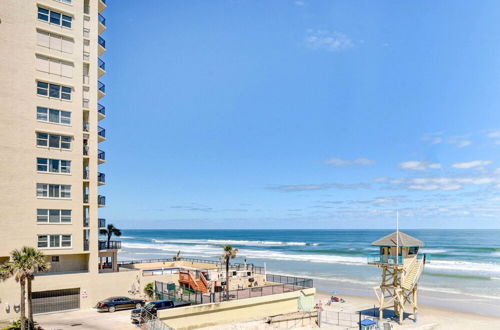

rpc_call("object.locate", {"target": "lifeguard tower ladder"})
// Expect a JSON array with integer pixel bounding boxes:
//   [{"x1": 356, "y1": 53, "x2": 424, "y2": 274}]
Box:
[{"x1": 368, "y1": 231, "x2": 428, "y2": 324}]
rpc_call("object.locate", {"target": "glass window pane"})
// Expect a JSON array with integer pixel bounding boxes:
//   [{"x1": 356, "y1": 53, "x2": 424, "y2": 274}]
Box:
[
  {"x1": 60, "y1": 160, "x2": 71, "y2": 173},
  {"x1": 62, "y1": 15, "x2": 72, "y2": 28},
  {"x1": 49, "y1": 134, "x2": 60, "y2": 148},
  {"x1": 49, "y1": 84, "x2": 60, "y2": 98},
  {"x1": 36, "y1": 133, "x2": 48, "y2": 147},
  {"x1": 60, "y1": 111, "x2": 71, "y2": 124},
  {"x1": 49, "y1": 109, "x2": 60, "y2": 123},
  {"x1": 49, "y1": 209, "x2": 60, "y2": 223},
  {"x1": 37, "y1": 209, "x2": 48, "y2": 223},
  {"x1": 61, "y1": 136, "x2": 71, "y2": 149},
  {"x1": 61, "y1": 185, "x2": 71, "y2": 198},
  {"x1": 61, "y1": 235, "x2": 71, "y2": 247},
  {"x1": 50, "y1": 235, "x2": 60, "y2": 247},
  {"x1": 61, "y1": 87, "x2": 71, "y2": 100},
  {"x1": 49, "y1": 159, "x2": 59, "y2": 172},
  {"x1": 36, "y1": 107, "x2": 48, "y2": 121},
  {"x1": 38, "y1": 236, "x2": 48, "y2": 248},
  {"x1": 37, "y1": 158, "x2": 48, "y2": 171},
  {"x1": 36, "y1": 184, "x2": 47, "y2": 197},
  {"x1": 61, "y1": 210, "x2": 71, "y2": 223},
  {"x1": 37, "y1": 82, "x2": 48, "y2": 96},
  {"x1": 49, "y1": 184, "x2": 60, "y2": 198},
  {"x1": 38, "y1": 8, "x2": 49, "y2": 21},
  {"x1": 50, "y1": 11, "x2": 61, "y2": 25}
]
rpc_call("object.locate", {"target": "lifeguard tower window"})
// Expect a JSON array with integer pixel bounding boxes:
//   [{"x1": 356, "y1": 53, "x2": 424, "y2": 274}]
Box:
[
  {"x1": 408, "y1": 247, "x2": 419, "y2": 255},
  {"x1": 380, "y1": 247, "x2": 390, "y2": 255}
]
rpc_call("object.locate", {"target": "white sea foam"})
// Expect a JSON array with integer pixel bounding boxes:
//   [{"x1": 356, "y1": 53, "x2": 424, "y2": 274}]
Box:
[
  {"x1": 421, "y1": 248, "x2": 447, "y2": 254},
  {"x1": 150, "y1": 238, "x2": 317, "y2": 247},
  {"x1": 426, "y1": 260, "x2": 500, "y2": 274}
]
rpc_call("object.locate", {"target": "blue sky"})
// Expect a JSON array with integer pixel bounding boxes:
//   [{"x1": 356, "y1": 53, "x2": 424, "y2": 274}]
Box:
[{"x1": 100, "y1": 0, "x2": 500, "y2": 229}]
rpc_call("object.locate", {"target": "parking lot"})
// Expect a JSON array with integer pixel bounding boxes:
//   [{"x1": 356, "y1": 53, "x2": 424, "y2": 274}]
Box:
[{"x1": 35, "y1": 308, "x2": 138, "y2": 330}]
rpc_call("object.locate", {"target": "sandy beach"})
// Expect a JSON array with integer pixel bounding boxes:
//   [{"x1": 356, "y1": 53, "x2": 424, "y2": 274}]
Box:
[{"x1": 314, "y1": 291, "x2": 500, "y2": 330}]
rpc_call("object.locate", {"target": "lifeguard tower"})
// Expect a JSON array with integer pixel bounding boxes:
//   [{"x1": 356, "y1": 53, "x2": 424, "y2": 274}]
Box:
[{"x1": 368, "y1": 231, "x2": 428, "y2": 324}]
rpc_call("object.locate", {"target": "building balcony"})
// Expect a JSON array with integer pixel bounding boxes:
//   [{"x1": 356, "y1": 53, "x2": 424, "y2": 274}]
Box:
[
  {"x1": 83, "y1": 217, "x2": 89, "y2": 227},
  {"x1": 98, "y1": 218, "x2": 106, "y2": 228},
  {"x1": 84, "y1": 240, "x2": 89, "y2": 251},
  {"x1": 83, "y1": 98, "x2": 90, "y2": 109},
  {"x1": 98, "y1": 58, "x2": 106, "y2": 77},
  {"x1": 83, "y1": 122, "x2": 90, "y2": 132},
  {"x1": 83, "y1": 75, "x2": 90, "y2": 85},
  {"x1": 83, "y1": 145, "x2": 90, "y2": 157},
  {"x1": 98, "y1": 103, "x2": 106, "y2": 119},
  {"x1": 83, "y1": 27, "x2": 90, "y2": 39},
  {"x1": 98, "y1": 81, "x2": 105, "y2": 99},
  {"x1": 83, "y1": 168, "x2": 89, "y2": 180},
  {"x1": 98, "y1": 172, "x2": 105, "y2": 185},
  {"x1": 98, "y1": 126, "x2": 106, "y2": 141},
  {"x1": 98, "y1": 149, "x2": 105, "y2": 164},
  {"x1": 98, "y1": 14, "x2": 106, "y2": 34},
  {"x1": 367, "y1": 254, "x2": 404, "y2": 266},
  {"x1": 98, "y1": 195, "x2": 106, "y2": 207},
  {"x1": 98, "y1": 0, "x2": 107, "y2": 13},
  {"x1": 99, "y1": 240, "x2": 121, "y2": 251},
  {"x1": 83, "y1": 51, "x2": 90, "y2": 62},
  {"x1": 98, "y1": 36, "x2": 106, "y2": 56},
  {"x1": 84, "y1": 194, "x2": 89, "y2": 204}
]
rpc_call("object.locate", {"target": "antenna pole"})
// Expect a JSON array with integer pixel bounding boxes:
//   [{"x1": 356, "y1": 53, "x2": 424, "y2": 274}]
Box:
[{"x1": 396, "y1": 210, "x2": 399, "y2": 262}]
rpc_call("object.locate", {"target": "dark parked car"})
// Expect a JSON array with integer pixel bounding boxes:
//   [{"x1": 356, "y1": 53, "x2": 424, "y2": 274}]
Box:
[
  {"x1": 96, "y1": 296, "x2": 145, "y2": 312},
  {"x1": 131, "y1": 300, "x2": 191, "y2": 323}
]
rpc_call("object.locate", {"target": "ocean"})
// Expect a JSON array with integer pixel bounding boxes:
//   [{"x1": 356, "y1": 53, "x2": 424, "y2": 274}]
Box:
[{"x1": 117, "y1": 229, "x2": 500, "y2": 315}]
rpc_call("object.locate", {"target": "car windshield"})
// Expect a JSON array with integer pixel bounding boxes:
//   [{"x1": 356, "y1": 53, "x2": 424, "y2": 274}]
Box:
[{"x1": 144, "y1": 302, "x2": 156, "y2": 311}]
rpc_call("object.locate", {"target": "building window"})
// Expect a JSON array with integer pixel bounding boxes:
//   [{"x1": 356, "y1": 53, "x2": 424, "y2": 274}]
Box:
[
  {"x1": 36, "y1": 184, "x2": 71, "y2": 198},
  {"x1": 36, "y1": 55, "x2": 74, "y2": 78},
  {"x1": 37, "y1": 107, "x2": 71, "y2": 125},
  {"x1": 37, "y1": 30, "x2": 74, "y2": 53},
  {"x1": 36, "y1": 132, "x2": 72, "y2": 150},
  {"x1": 38, "y1": 235, "x2": 72, "y2": 249},
  {"x1": 37, "y1": 81, "x2": 72, "y2": 100},
  {"x1": 37, "y1": 158, "x2": 71, "y2": 174},
  {"x1": 37, "y1": 209, "x2": 71, "y2": 223},
  {"x1": 38, "y1": 7, "x2": 72, "y2": 28},
  {"x1": 52, "y1": 256, "x2": 60, "y2": 262}
]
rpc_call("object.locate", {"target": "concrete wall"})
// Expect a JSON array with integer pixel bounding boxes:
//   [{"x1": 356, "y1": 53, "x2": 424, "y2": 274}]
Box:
[{"x1": 158, "y1": 288, "x2": 316, "y2": 330}]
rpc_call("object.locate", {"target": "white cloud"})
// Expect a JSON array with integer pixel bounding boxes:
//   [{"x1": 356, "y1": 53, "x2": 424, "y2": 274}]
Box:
[
  {"x1": 421, "y1": 132, "x2": 443, "y2": 145},
  {"x1": 421, "y1": 132, "x2": 471, "y2": 147},
  {"x1": 398, "y1": 161, "x2": 441, "y2": 171},
  {"x1": 325, "y1": 157, "x2": 374, "y2": 166},
  {"x1": 305, "y1": 30, "x2": 353, "y2": 52},
  {"x1": 373, "y1": 176, "x2": 388, "y2": 183},
  {"x1": 487, "y1": 131, "x2": 500, "y2": 138},
  {"x1": 451, "y1": 160, "x2": 492, "y2": 169}
]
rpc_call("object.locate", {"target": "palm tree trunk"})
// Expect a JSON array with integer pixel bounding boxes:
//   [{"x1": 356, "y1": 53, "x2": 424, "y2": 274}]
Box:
[
  {"x1": 225, "y1": 258, "x2": 229, "y2": 301},
  {"x1": 20, "y1": 279, "x2": 26, "y2": 330},
  {"x1": 27, "y1": 278, "x2": 33, "y2": 330}
]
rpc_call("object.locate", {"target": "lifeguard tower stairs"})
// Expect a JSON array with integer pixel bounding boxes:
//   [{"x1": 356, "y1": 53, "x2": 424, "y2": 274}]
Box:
[{"x1": 368, "y1": 231, "x2": 429, "y2": 324}]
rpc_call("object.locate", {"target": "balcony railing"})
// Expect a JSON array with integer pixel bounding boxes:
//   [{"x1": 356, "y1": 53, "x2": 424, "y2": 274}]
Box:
[
  {"x1": 98, "y1": 149, "x2": 105, "y2": 161},
  {"x1": 83, "y1": 75, "x2": 89, "y2": 85},
  {"x1": 99, "y1": 240, "x2": 121, "y2": 250},
  {"x1": 83, "y1": 28, "x2": 90, "y2": 38},
  {"x1": 84, "y1": 240, "x2": 89, "y2": 251},
  {"x1": 83, "y1": 145, "x2": 90, "y2": 156},
  {"x1": 84, "y1": 5, "x2": 90, "y2": 15},
  {"x1": 98, "y1": 172, "x2": 105, "y2": 183},
  {"x1": 98, "y1": 81, "x2": 105, "y2": 93},
  {"x1": 83, "y1": 122, "x2": 90, "y2": 132},
  {"x1": 98, "y1": 103, "x2": 105, "y2": 116},
  {"x1": 98, "y1": 58, "x2": 105, "y2": 71},
  {"x1": 98, "y1": 218, "x2": 106, "y2": 228},
  {"x1": 98, "y1": 195, "x2": 106, "y2": 206},
  {"x1": 83, "y1": 168, "x2": 89, "y2": 180},
  {"x1": 98, "y1": 126, "x2": 106, "y2": 138},
  {"x1": 83, "y1": 51, "x2": 90, "y2": 61},
  {"x1": 83, "y1": 98, "x2": 89, "y2": 108},
  {"x1": 367, "y1": 255, "x2": 404, "y2": 265},
  {"x1": 98, "y1": 14, "x2": 106, "y2": 26},
  {"x1": 83, "y1": 217, "x2": 89, "y2": 227},
  {"x1": 98, "y1": 36, "x2": 106, "y2": 49},
  {"x1": 84, "y1": 194, "x2": 89, "y2": 204}
]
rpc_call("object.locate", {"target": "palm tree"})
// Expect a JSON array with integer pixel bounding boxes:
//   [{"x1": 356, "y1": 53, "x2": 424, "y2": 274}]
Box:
[
  {"x1": 99, "y1": 224, "x2": 122, "y2": 249},
  {"x1": 0, "y1": 247, "x2": 49, "y2": 330},
  {"x1": 221, "y1": 245, "x2": 238, "y2": 301}
]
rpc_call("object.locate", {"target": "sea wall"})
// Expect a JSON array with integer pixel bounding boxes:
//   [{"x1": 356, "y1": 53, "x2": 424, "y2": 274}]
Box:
[{"x1": 158, "y1": 287, "x2": 316, "y2": 329}]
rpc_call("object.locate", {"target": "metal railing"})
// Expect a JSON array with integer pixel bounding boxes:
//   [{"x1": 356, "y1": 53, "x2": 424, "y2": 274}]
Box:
[
  {"x1": 82, "y1": 98, "x2": 89, "y2": 108},
  {"x1": 98, "y1": 81, "x2": 105, "y2": 93},
  {"x1": 83, "y1": 168, "x2": 89, "y2": 179},
  {"x1": 266, "y1": 274, "x2": 314, "y2": 288},
  {"x1": 98, "y1": 126, "x2": 106, "y2": 138},
  {"x1": 83, "y1": 240, "x2": 89, "y2": 251},
  {"x1": 367, "y1": 255, "x2": 404, "y2": 265},
  {"x1": 98, "y1": 103, "x2": 106, "y2": 116},
  {"x1": 84, "y1": 5, "x2": 90, "y2": 14},
  {"x1": 98, "y1": 218, "x2": 106, "y2": 228},
  {"x1": 98, "y1": 149, "x2": 105, "y2": 161},
  {"x1": 83, "y1": 122, "x2": 90, "y2": 132},
  {"x1": 83, "y1": 28, "x2": 90, "y2": 38},
  {"x1": 83, "y1": 145, "x2": 90, "y2": 156},
  {"x1": 98, "y1": 58, "x2": 105, "y2": 71},
  {"x1": 141, "y1": 309, "x2": 173, "y2": 330},
  {"x1": 98, "y1": 36, "x2": 106, "y2": 48},
  {"x1": 118, "y1": 257, "x2": 220, "y2": 266},
  {"x1": 98, "y1": 240, "x2": 121, "y2": 250},
  {"x1": 98, "y1": 172, "x2": 105, "y2": 183},
  {"x1": 98, "y1": 195, "x2": 106, "y2": 206},
  {"x1": 83, "y1": 194, "x2": 89, "y2": 203},
  {"x1": 98, "y1": 14, "x2": 106, "y2": 26},
  {"x1": 83, "y1": 217, "x2": 89, "y2": 227}
]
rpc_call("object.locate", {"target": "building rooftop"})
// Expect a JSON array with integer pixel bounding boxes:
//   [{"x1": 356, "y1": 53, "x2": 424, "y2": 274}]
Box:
[{"x1": 371, "y1": 231, "x2": 424, "y2": 247}]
